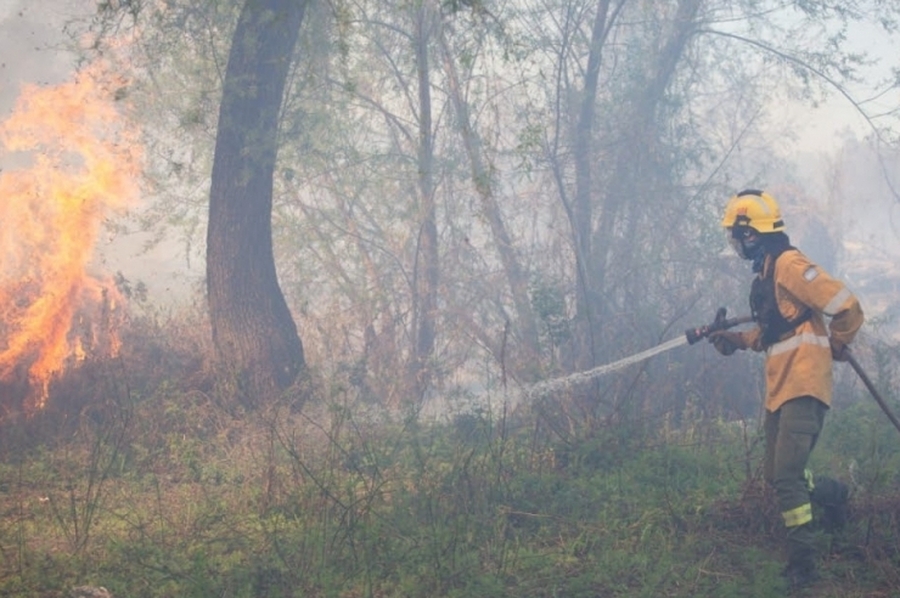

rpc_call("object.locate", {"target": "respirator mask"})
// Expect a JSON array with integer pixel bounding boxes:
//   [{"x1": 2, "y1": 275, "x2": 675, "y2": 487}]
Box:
[{"x1": 728, "y1": 225, "x2": 762, "y2": 261}]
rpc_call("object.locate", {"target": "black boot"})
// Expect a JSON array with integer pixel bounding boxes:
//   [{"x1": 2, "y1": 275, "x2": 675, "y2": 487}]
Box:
[
  {"x1": 782, "y1": 524, "x2": 820, "y2": 592},
  {"x1": 811, "y1": 476, "x2": 849, "y2": 533},
  {"x1": 781, "y1": 558, "x2": 820, "y2": 593}
]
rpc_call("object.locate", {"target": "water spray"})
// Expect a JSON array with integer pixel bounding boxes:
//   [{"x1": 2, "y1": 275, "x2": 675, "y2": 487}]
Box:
[
  {"x1": 525, "y1": 307, "x2": 751, "y2": 402},
  {"x1": 525, "y1": 308, "x2": 900, "y2": 440}
]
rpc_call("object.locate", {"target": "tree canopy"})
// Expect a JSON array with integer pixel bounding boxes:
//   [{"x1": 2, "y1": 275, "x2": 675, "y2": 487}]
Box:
[{"x1": 82, "y1": 0, "x2": 900, "y2": 412}]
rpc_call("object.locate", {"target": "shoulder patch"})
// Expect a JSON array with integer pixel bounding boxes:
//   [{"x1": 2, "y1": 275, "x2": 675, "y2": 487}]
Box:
[{"x1": 803, "y1": 266, "x2": 819, "y2": 282}]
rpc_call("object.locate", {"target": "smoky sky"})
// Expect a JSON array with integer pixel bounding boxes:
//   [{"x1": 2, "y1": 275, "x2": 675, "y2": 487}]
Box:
[
  {"x1": 0, "y1": 0, "x2": 199, "y2": 303},
  {"x1": 0, "y1": 0, "x2": 80, "y2": 115}
]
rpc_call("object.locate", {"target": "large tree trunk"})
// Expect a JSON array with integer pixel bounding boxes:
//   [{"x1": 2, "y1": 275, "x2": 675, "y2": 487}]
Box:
[{"x1": 207, "y1": 0, "x2": 308, "y2": 406}]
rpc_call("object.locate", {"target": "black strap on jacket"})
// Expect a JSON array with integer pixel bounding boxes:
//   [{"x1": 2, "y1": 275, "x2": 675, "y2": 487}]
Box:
[{"x1": 749, "y1": 239, "x2": 813, "y2": 348}]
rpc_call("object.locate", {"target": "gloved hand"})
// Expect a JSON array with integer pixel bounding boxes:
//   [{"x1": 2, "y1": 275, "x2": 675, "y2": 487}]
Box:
[
  {"x1": 708, "y1": 330, "x2": 744, "y2": 356},
  {"x1": 830, "y1": 338, "x2": 849, "y2": 362}
]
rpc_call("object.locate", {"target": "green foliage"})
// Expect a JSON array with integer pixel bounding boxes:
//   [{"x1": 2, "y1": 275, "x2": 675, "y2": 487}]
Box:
[
  {"x1": 817, "y1": 400, "x2": 900, "y2": 490},
  {"x1": 2, "y1": 387, "x2": 899, "y2": 597},
  {"x1": 530, "y1": 277, "x2": 572, "y2": 350}
]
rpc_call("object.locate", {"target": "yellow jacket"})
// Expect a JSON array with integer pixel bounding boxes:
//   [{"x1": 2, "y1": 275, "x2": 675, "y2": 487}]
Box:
[{"x1": 734, "y1": 249, "x2": 864, "y2": 412}]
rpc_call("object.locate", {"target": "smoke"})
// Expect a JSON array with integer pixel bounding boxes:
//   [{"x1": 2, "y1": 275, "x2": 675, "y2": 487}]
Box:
[
  {"x1": 1, "y1": 1, "x2": 201, "y2": 307},
  {"x1": 0, "y1": 0, "x2": 83, "y2": 120}
]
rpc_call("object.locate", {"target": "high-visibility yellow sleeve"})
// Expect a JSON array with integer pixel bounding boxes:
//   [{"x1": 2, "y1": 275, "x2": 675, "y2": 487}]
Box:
[{"x1": 775, "y1": 252, "x2": 864, "y2": 346}]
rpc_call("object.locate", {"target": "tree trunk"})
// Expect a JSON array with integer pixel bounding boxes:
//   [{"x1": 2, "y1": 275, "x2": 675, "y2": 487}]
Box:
[
  {"x1": 591, "y1": 0, "x2": 701, "y2": 303},
  {"x1": 570, "y1": 0, "x2": 613, "y2": 370},
  {"x1": 409, "y1": 3, "x2": 439, "y2": 402},
  {"x1": 207, "y1": 0, "x2": 308, "y2": 406},
  {"x1": 439, "y1": 30, "x2": 542, "y2": 377}
]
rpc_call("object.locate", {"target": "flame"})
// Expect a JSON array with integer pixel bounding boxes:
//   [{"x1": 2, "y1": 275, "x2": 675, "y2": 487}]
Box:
[{"x1": 0, "y1": 58, "x2": 141, "y2": 411}]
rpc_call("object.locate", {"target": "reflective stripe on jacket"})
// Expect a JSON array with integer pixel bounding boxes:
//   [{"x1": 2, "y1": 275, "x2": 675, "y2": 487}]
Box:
[{"x1": 737, "y1": 249, "x2": 864, "y2": 412}]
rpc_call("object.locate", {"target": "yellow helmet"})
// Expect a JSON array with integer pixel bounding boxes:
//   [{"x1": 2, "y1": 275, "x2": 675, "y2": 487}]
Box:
[{"x1": 721, "y1": 189, "x2": 785, "y2": 233}]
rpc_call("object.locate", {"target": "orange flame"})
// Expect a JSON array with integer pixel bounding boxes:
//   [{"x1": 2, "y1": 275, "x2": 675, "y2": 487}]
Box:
[{"x1": 0, "y1": 58, "x2": 141, "y2": 411}]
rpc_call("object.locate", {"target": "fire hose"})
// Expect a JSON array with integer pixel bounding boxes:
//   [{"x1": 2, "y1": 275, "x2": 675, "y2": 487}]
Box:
[
  {"x1": 686, "y1": 307, "x2": 900, "y2": 437},
  {"x1": 845, "y1": 350, "x2": 900, "y2": 436}
]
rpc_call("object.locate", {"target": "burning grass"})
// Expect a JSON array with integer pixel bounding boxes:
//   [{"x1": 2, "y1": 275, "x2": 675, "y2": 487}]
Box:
[{"x1": 0, "y1": 55, "x2": 141, "y2": 414}]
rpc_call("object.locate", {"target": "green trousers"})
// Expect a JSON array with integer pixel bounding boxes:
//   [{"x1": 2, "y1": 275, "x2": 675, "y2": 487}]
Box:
[{"x1": 764, "y1": 395, "x2": 828, "y2": 565}]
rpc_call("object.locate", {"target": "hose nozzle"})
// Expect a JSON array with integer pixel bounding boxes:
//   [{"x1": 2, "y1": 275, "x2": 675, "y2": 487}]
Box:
[{"x1": 685, "y1": 308, "x2": 753, "y2": 345}]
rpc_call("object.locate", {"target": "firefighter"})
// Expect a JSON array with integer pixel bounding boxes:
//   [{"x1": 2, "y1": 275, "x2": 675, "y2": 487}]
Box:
[{"x1": 709, "y1": 189, "x2": 864, "y2": 590}]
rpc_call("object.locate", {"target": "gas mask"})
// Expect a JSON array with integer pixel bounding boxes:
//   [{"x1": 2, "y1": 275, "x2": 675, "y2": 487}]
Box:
[{"x1": 728, "y1": 225, "x2": 763, "y2": 261}]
